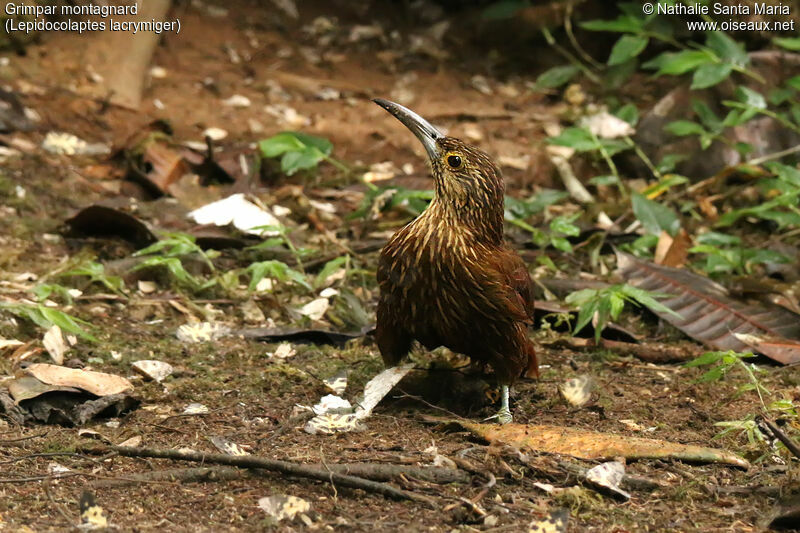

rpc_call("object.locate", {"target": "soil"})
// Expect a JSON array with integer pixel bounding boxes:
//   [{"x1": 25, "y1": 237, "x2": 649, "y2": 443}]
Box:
[{"x1": 0, "y1": 1, "x2": 798, "y2": 531}]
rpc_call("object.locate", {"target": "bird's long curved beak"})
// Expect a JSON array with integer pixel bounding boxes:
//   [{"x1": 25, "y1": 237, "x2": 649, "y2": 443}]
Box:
[{"x1": 373, "y1": 98, "x2": 443, "y2": 161}]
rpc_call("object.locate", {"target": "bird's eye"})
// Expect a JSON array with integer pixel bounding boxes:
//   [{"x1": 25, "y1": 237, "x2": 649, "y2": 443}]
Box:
[{"x1": 447, "y1": 154, "x2": 462, "y2": 168}]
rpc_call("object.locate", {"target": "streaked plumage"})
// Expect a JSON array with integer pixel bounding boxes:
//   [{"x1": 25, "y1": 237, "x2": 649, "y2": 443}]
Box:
[{"x1": 373, "y1": 99, "x2": 537, "y2": 420}]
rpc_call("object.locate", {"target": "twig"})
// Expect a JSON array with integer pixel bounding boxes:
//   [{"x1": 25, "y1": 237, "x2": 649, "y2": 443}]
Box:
[
  {"x1": 93, "y1": 466, "x2": 251, "y2": 488},
  {"x1": 746, "y1": 144, "x2": 800, "y2": 166},
  {"x1": 43, "y1": 478, "x2": 74, "y2": 525},
  {"x1": 758, "y1": 417, "x2": 800, "y2": 461},
  {"x1": 0, "y1": 432, "x2": 48, "y2": 446},
  {"x1": 548, "y1": 337, "x2": 702, "y2": 363},
  {"x1": 78, "y1": 445, "x2": 436, "y2": 507}
]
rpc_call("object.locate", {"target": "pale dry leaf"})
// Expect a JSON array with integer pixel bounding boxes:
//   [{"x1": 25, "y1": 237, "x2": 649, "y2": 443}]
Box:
[
  {"x1": 188, "y1": 194, "x2": 281, "y2": 237},
  {"x1": 25, "y1": 363, "x2": 133, "y2": 396},
  {"x1": 559, "y1": 375, "x2": 594, "y2": 407},
  {"x1": 299, "y1": 298, "x2": 329, "y2": 320},
  {"x1": 355, "y1": 363, "x2": 414, "y2": 419},
  {"x1": 258, "y1": 495, "x2": 310, "y2": 521},
  {"x1": 42, "y1": 325, "x2": 68, "y2": 365},
  {"x1": 304, "y1": 413, "x2": 364, "y2": 434},
  {"x1": 131, "y1": 360, "x2": 174, "y2": 382},
  {"x1": 209, "y1": 436, "x2": 249, "y2": 456},
  {"x1": 581, "y1": 111, "x2": 635, "y2": 139},
  {"x1": 312, "y1": 394, "x2": 352, "y2": 415},
  {"x1": 585, "y1": 461, "x2": 631, "y2": 499}
]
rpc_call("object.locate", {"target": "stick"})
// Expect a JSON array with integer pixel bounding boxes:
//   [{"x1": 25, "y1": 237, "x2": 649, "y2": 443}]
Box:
[
  {"x1": 759, "y1": 417, "x2": 800, "y2": 461},
  {"x1": 549, "y1": 337, "x2": 702, "y2": 363},
  {"x1": 78, "y1": 445, "x2": 435, "y2": 507}
]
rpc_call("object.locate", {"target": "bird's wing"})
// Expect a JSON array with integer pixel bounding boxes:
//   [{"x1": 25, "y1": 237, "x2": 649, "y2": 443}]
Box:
[{"x1": 495, "y1": 247, "x2": 536, "y2": 322}]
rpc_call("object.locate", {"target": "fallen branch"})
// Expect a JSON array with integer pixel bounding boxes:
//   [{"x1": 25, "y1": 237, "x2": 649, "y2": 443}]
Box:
[
  {"x1": 78, "y1": 445, "x2": 435, "y2": 507},
  {"x1": 94, "y1": 461, "x2": 470, "y2": 489},
  {"x1": 548, "y1": 337, "x2": 702, "y2": 363}
]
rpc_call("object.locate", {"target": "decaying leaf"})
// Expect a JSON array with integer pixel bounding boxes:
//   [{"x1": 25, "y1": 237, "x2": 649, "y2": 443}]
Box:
[
  {"x1": 441, "y1": 419, "x2": 749, "y2": 468},
  {"x1": 528, "y1": 509, "x2": 568, "y2": 533},
  {"x1": 323, "y1": 370, "x2": 348, "y2": 395},
  {"x1": 355, "y1": 363, "x2": 414, "y2": 419},
  {"x1": 188, "y1": 194, "x2": 281, "y2": 237},
  {"x1": 131, "y1": 360, "x2": 174, "y2": 382},
  {"x1": 184, "y1": 403, "x2": 209, "y2": 415},
  {"x1": 209, "y1": 436, "x2": 249, "y2": 456},
  {"x1": 735, "y1": 333, "x2": 800, "y2": 365},
  {"x1": 617, "y1": 251, "x2": 800, "y2": 363},
  {"x1": 585, "y1": 461, "x2": 631, "y2": 500},
  {"x1": 258, "y1": 495, "x2": 310, "y2": 522},
  {"x1": 304, "y1": 413, "x2": 364, "y2": 435},
  {"x1": 25, "y1": 364, "x2": 133, "y2": 396},
  {"x1": 176, "y1": 322, "x2": 231, "y2": 343},
  {"x1": 64, "y1": 204, "x2": 157, "y2": 249},
  {"x1": 559, "y1": 375, "x2": 594, "y2": 407},
  {"x1": 654, "y1": 229, "x2": 690, "y2": 268},
  {"x1": 299, "y1": 298, "x2": 329, "y2": 321},
  {"x1": 42, "y1": 325, "x2": 68, "y2": 365},
  {"x1": 312, "y1": 394, "x2": 352, "y2": 415}
]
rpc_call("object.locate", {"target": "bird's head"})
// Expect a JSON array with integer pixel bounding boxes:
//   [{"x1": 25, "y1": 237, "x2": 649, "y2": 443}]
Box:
[{"x1": 374, "y1": 98, "x2": 505, "y2": 241}]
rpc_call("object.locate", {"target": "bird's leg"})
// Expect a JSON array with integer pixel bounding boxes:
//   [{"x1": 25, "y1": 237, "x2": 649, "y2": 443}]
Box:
[{"x1": 497, "y1": 385, "x2": 512, "y2": 424}]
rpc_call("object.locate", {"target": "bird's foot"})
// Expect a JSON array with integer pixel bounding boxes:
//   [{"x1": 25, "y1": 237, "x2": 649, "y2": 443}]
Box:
[{"x1": 496, "y1": 406, "x2": 513, "y2": 424}]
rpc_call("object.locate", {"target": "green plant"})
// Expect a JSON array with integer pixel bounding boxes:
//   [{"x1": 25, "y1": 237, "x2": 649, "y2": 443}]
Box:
[
  {"x1": 349, "y1": 185, "x2": 435, "y2": 220},
  {"x1": 258, "y1": 132, "x2": 347, "y2": 176},
  {"x1": 247, "y1": 225, "x2": 313, "y2": 271},
  {"x1": 529, "y1": 214, "x2": 581, "y2": 253},
  {"x1": 245, "y1": 260, "x2": 310, "y2": 292},
  {"x1": 690, "y1": 232, "x2": 790, "y2": 275},
  {"x1": 61, "y1": 260, "x2": 126, "y2": 296},
  {"x1": 565, "y1": 284, "x2": 680, "y2": 341},
  {"x1": 131, "y1": 232, "x2": 218, "y2": 291},
  {"x1": 0, "y1": 301, "x2": 98, "y2": 342}
]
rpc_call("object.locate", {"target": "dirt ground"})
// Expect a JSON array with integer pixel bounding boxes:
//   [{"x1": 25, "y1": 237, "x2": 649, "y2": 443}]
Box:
[{"x1": 0, "y1": 1, "x2": 798, "y2": 531}]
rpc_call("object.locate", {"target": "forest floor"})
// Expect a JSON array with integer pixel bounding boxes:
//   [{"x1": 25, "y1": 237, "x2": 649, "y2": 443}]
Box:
[{"x1": 0, "y1": 1, "x2": 797, "y2": 531}]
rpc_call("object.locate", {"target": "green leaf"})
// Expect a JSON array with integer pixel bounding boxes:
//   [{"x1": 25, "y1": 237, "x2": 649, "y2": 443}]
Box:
[
  {"x1": 281, "y1": 148, "x2": 324, "y2": 175},
  {"x1": 664, "y1": 120, "x2": 706, "y2": 137},
  {"x1": 735, "y1": 86, "x2": 767, "y2": 110},
  {"x1": 656, "y1": 155, "x2": 687, "y2": 174},
  {"x1": 691, "y1": 63, "x2": 733, "y2": 89},
  {"x1": 614, "y1": 104, "x2": 639, "y2": 126},
  {"x1": 258, "y1": 133, "x2": 304, "y2": 158},
  {"x1": 641, "y1": 174, "x2": 689, "y2": 197},
  {"x1": 685, "y1": 350, "x2": 726, "y2": 367},
  {"x1": 608, "y1": 35, "x2": 649, "y2": 66},
  {"x1": 246, "y1": 260, "x2": 311, "y2": 291},
  {"x1": 589, "y1": 175, "x2": 621, "y2": 187},
  {"x1": 787, "y1": 75, "x2": 800, "y2": 91},
  {"x1": 551, "y1": 237, "x2": 573, "y2": 253},
  {"x1": 631, "y1": 192, "x2": 680, "y2": 236},
  {"x1": 695, "y1": 231, "x2": 741, "y2": 246},
  {"x1": 580, "y1": 15, "x2": 643, "y2": 33},
  {"x1": 774, "y1": 37, "x2": 800, "y2": 51},
  {"x1": 547, "y1": 127, "x2": 597, "y2": 151},
  {"x1": 550, "y1": 214, "x2": 580, "y2": 237},
  {"x1": 535, "y1": 65, "x2": 580, "y2": 89},
  {"x1": 646, "y1": 50, "x2": 714, "y2": 76},
  {"x1": 314, "y1": 256, "x2": 348, "y2": 289},
  {"x1": 706, "y1": 32, "x2": 748, "y2": 66}
]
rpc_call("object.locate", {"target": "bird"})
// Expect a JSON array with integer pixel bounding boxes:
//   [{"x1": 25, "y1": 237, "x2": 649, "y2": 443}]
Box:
[{"x1": 373, "y1": 98, "x2": 538, "y2": 423}]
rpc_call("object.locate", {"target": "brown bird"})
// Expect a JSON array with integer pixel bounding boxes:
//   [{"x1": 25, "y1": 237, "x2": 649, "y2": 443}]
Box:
[{"x1": 373, "y1": 98, "x2": 538, "y2": 423}]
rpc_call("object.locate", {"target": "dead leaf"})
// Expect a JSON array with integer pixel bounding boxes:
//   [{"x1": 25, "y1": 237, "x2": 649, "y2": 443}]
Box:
[
  {"x1": 585, "y1": 461, "x2": 630, "y2": 500},
  {"x1": 440, "y1": 418, "x2": 749, "y2": 468},
  {"x1": 258, "y1": 495, "x2": 310, "y2": 522},
  {"x1": 25, "y1": 364, "x2": 133, "y2": 396},
  {"x1": 355, "y1": 363, "x2": 414, "y2": 419},
  {"x1": 209, "y1": 436, "x2": 249, "y2": 456},
  {"x1": 64, "y1": 204, "x2": 157, "y2": 249},
  {"x1": 131, "y1": 360, "x2": 174, "y2": 382},
  {"x1": 654, "y1": 229, "x2": 690, "y2": 268},
  {"x1": 188, "y1": 194, "x2": 281, "y2": 237},
  {"x1": 617, "y1": 251, "x2": 800, "y2": 362},
  {"x1": 138, "y1": 140, "x2": 188, "y2": 193},
  {"x1": 42, "y1": 325, "x2": 68, "y2": 365},
  {"x1": 735, "y1": 333, "x2": 800, "y2": 365},
  {"x1": 559, "y1": 375, "x2": 594, "y2": 407}
]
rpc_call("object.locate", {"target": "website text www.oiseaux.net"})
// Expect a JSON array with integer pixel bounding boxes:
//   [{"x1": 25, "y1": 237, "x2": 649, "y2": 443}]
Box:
[{"x1": 643, "y1": 3, "x2": 796, "y2": 32}]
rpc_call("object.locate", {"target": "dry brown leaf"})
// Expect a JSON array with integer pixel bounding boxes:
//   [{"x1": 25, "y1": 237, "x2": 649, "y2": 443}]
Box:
[
  {"x1": 654, "y1": 229, "x2": 690, "y2": 268},
  {"x1": 617, "y1": 251, "x2": 800, "y2": 363},
  {"x1": 25, "y1": 363, "x2": 133, "y2": 396}
]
